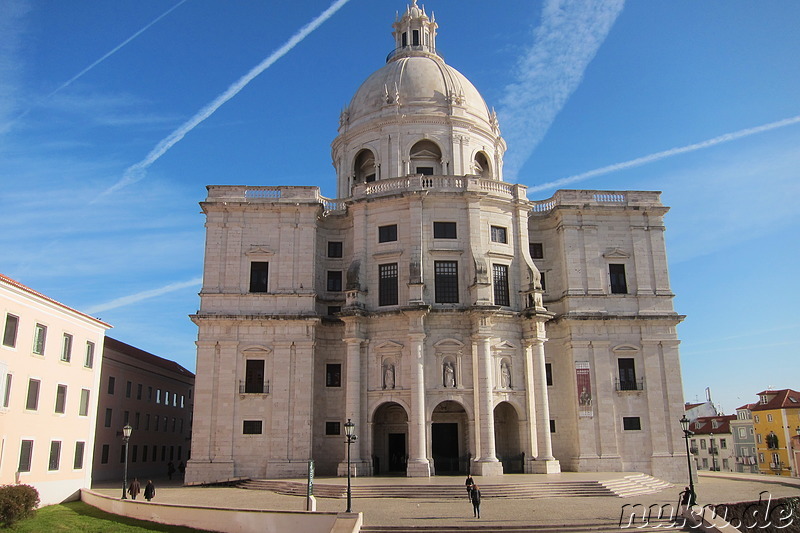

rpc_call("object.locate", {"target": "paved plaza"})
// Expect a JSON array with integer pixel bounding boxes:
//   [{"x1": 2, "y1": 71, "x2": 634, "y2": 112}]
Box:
[{"x1": 91, "y1": 472, "x2": 800, "y2": 529}]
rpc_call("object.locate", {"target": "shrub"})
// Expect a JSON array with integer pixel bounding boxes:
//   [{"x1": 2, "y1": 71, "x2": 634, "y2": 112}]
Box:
[{"x1": 0, "y1": 484, "x2": 40, "y2": 527}]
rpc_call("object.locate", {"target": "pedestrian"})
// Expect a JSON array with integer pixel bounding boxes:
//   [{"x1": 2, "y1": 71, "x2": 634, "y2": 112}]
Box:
[
  {"x1": 470, "y1": 484, "x2": 481, "y2": 518},
  {"x1": 127, "y1": 477, "x2": 141, "y2": 500},
  {"x1": 464, "y1": 474, "x2": 474, "y2": 499},
  {"x1": 144, "y1": 480, "x2": 156, "y2": 502},
  {"x1": 178, "y1": 461, "x2": 186, "y2": 477},
  {"x1": 167, "y1": 461, "x2": 175, "y2": 480}
]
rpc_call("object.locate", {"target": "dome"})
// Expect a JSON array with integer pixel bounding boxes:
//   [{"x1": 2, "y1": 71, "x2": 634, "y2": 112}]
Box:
[{"x1": 346, "y1": 55, "x2": 493, "y2": 129}]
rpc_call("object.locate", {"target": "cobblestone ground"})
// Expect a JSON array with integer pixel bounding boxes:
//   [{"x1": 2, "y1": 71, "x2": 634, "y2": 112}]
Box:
[{"x1": 91, "y1": 472, "x2": 800, "y2": 528}]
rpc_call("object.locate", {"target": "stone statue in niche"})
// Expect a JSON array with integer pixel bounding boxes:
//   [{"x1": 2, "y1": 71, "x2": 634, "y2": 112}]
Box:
[
  {"x1": 384, "y1": 364, "x2": 395, "y2": 390},
  {"x1": 501, "y1": 361, "x2": 512, "y2": 389},
  {"x1": 443, "y1": 361, "x2": 455, "y2": 388}
]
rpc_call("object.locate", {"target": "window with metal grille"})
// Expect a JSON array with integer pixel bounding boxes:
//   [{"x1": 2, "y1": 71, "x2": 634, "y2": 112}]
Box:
[
  {"x1": 492, "y1": 264, "x2": 510, "y2": 306},
  {"x1": 326, "y1": 364, "x2": 342, "y2": 387},
  {"x1": 243, "y1": 420, "x2": 262, "y2": 434},
  {"x1": 378, "y1": 224, "x2": 397, "y2": 243},
  {"x1": 609, "y1": 264, "x2": 628, "y2": 294},
  {"x1": 326, "y1": 421, "x2": 341, "y2": 435},
  {"x1": 327, "y1": 241, "x2": 343, "y2": 258},
  {"x1": 379, "y1": 263, "x2": 398, "y2": 306},
  {"x1": 244, "y1": 360, "x2": 266, "y2": 393},
  {"x1": 529, "y1": 242, "x2": 544, "y2": 259},
  {"x1": 490, "y1": 226, "x2": 507, "y2": 244},
  {"x1": 433, "y1": 222, "x2": 457, "y2": 239},
  {"x1": 434, "y1": 261, "x2": 459, "y2": 303},
  {"x1": 327, "y1": 270, "x2": 343, "y2": 292},
  {"x1": 617, "y1": 358, "x2": 638, "y2": 391},
  {"x1": 249, "y1": 261, "x2": 269, "y2": 293}
]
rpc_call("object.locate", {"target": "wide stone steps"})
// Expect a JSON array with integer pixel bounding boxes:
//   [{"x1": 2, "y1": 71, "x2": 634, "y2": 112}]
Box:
[
  {"x1": 238, "y1": 474, "x2": 672, "y2": 500},
  {"x1": 359, "y1": 519, "x2": 683, "y2": 533}
]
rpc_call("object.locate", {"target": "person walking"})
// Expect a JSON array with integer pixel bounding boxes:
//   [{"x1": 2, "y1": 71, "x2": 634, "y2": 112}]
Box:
[
  {"x1": 470, "y1": 484, "x2": 481, "y2": 518},
  {"x1": 167, "y1": 461, "x2": 176, "y2": 480},
  {"x1": 144, "y1": 480, "x2": 156, "y2": 502},
  {"x1": 127, "y1": 478, "x2": 141, "y2": 500},
  {"x1": 464, "y1": 474, "x2": 474, "y2": 499}
]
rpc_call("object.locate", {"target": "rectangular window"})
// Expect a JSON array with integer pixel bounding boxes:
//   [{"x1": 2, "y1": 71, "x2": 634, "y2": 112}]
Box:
[
  {"x1": 379, "y1": 263, "x2": 399, "y2": 306},
  {"x1": 378, "y1": 224, "x2": 398, "y2": 243},
  {"x1": 108, "y1": 376, "x2": 115, "y2": 395},
  {"x1": 134, "y1": 412, "x2": 140, "y2": 430},
  {"x1": 327, "y1": 241, "x2": 343, "y2": 258},
  {"x1": 492, "y1": 264, "x2": 510, "y2": 306},
  {"x1": 327, "y1": 271, "x2": 343, "y2": 292},
  {"x1": 490, "y1": 225, "x2": 507, "y2": 243},
  {"x1": 101, "y1": 444, "x2": 109, "y2": 464},
  {"x1": 433, "y1": 222, "x2": 457, "y2": 239},
  {"x1": 54, "y1": 384, "x2": 67, "y2": 414},
  {"x1": 529, "y1": 242, "x2": 544, "y2": 259},
  {"x1": 243, "y1": 420, "x2": 262, "y2": 434},
  {"x1": 33, "y1": 324, "x2": 47, "y2": 355},
  {"x1": 79, "y1": 389, "x2": 90, "y2": 416},
  {"x1": 181, "y1": 395, "x2": 184, "y2": 408},
  {"x1": 18, "y1": 440, "x2": 33, "y2": 472},
  {"x1": 249, "y1": 261, "x2": 269, "y2": 293},
  {"x1": 326, "y1": 421, "x2": 341, "y2": 435},
  {"x1": 48, "y1": 440, "x2": 61, "y2": 470},
  {"x1": 720, "y1": 438, "x2": 727, "y2": 449},
  {"x1": 104, "y1": 408, "x2": 112, "y2": 427},
  {"x1": 757, "y1": 433, "x2": 762, "y2": 444},
  {"x1": 326, "y1": 363, "x2": 342, "y2": 387},
  {"x1": 148, "y1": 386, "x2": 153, "y2": 401},
  {"x1": 539, "y1": 271, "x2": 546, "y2": 292},
  {"x1": 3, "y1": 374, "x2": 12, "y2": 407},
  {"x1": 609, "y1": 264, "x2": 628, "y2": 294},
  {"x1": 328, "y1": 306, "x2": 341, "y2": 315},
  {"x1": 549, "y1": 420, "x2": 556, "y2": 433},
  {"x1": 758, "y1": 452, "x2": 764, "y2": 463},
  {"x1": 161, "y1": 446, "x2": 166, "y2": 461},
  {"x1": 131, "y1": 445, "x2": 138, "y2": 463},
  {"x1": 124, "y1": 410, "x2": 130, "y2": 425},
  {"x1": 126, "y1": 381, "x2": 132, "y2": 398},
  {"x1": 172, "y1": 417, "x2": 176, "y2": 432},
  {"x1": 146, "y1": 414, "x2": 150, "y2": 430},
  {"x1": 623, "y1": 417, "x2": 642, "y2": 430},
  {"x1": 163, "y1": 417, "x2": 168, "y2": 432},
  {"x1": 155, "y1": 415, "x2": 160, "y2": 431},
  {"x1": 2, "y1": 314, "x2": 19, "y2": 348},
  {"x1": 120, "y1": 445, "x2": 126, "y2": 463},
  {"x1": 617, "y1": 358, "x2": 637, "y2": 391},
  {"x1": 416, "y1": 166, "x2": 434, "y2": 175},
  {"x1": 152, "y1": 447, "x2": 157, "y2": 462},
  {"x1": 170, "y1": 446, "x2": 174, "y2": 461},
  {"x1": 156, "y1": 389, "x2": 161, "y2": 404},
  {"x1": 73, "y1": 441, "x2": 85, "y2": 469},
  {"x1": 84, "y1": 341, "x2": 95, "y2": 368},
  {"x1": 142, "y1": 445, "x2": 148, "y2": 463},
  {"x1": 545, "y1": 363, "x2": 553, "y2": 386},
  {"x1": 701, "y1": 439, "x2": 707, "y2": 449},
  {"x1": 137, "y1": 383, "x2": 142, "y2": 400},
  {"x1": 26, "y1": 378, "x2": 40, "y2": 410},
  {"x1": 245, "y1": 359, "x2": 266, "y2": 393},
  {"x1": 61, "y1": 333, "x2": 73, "y2": 362},
  {"x1": 702, "y1": 458, "x2": 708, "y2": 468},
  {"x1": 434, "y1": 261, "x2": 459, "y2": 303}
]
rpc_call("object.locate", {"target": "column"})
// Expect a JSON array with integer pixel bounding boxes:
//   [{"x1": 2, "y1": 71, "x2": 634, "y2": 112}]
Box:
[
  {"x1": 338, "y1": 337, "x2": 369, "y2": 475},
  {"x1": 406, "y1": 332, "x2": 430, "y2": 477},
  {"x1": 530, "y1": 339, "x2": 561, "y2": 473},
  {"x1": 471, "y1": 312, "x2": 503, "y2": 476}
]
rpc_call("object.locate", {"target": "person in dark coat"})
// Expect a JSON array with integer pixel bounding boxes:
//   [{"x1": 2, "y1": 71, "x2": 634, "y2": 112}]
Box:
[
  {"x1": 464, "y1": 475, "x2": 474, "y2": 499},
  {"x1": 470, "y1": 484, "x2": 481, "y2": 518},
  {"x1": 144, "y1": 480, "x2": 156, "y2": 501},
  {"x1": 128, "y1": 478, "x2": 141, "y2": 500},
  {"x1": 167, "y1": 461, "x2": 176, "y2": 480}
]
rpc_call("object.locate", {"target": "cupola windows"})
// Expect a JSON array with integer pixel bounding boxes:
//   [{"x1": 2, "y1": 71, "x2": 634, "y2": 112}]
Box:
[
  {"x1": 474, "y1": 151, "x2": 492, "y2": 179},
  {"x1": 409, "y1": 140, "x2": 442, "y2": 176},
  {"x1": 354, "y1": 149, "x2": 377, "y2": 184}
]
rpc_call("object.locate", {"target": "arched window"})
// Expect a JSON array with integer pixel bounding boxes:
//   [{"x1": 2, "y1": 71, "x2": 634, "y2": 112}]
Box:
[
  {"x1": 409, "y1": 140, "x2": 442, "y2": 175},
  {"x1": 354, "y1": 149, "x2": 376, "y2": 183},
  {"x1": 473, "y1": 151, "x2": 492, "y2": 179}
]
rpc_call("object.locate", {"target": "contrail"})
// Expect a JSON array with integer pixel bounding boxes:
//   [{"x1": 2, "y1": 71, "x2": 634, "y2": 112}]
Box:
[
  {"x1": 10, "y1": 0, "x2": 189, "y2": 126},
  {"x1": 529, "y1": 114, "x2": 800, "y2": 193},
  {"x1": 84, "y1": 276, "x2": 202, "y2": 314},
  {"x1": 98, "y1": 0, "x2": 351, "y2": 199}
]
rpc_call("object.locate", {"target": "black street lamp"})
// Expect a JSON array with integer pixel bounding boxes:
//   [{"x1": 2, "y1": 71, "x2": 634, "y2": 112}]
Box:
[
  {"x1": 344, "y1": 419, "x2": 357, "y2": 513},
  {"x1": 679, "y1": 416, "x2": 696, "y2": 505},
  {"x1": 121, "y1": 424, "x2": 132, "y2": 499},
  {"x1": 709, "y1": 432, "x2": 717, "y2": 472}
]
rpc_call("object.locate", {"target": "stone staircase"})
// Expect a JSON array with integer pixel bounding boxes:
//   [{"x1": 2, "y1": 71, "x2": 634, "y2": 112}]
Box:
[
  {"x1": 359, "y1": 519, "x2": 686, "y2": 533},
  {"x1": 600, "y1": 473, "x2": 674, "y2": 498}
]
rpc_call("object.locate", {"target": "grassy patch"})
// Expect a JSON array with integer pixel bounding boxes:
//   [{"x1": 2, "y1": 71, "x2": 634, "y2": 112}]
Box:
[{"x1": 7, "y1": 501, "x2": 216, "y2": 532}]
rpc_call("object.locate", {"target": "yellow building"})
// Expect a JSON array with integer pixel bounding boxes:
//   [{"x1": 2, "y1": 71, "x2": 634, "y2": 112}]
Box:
[{"x1": 751, "y1": 389, "x2": 800, "y2": 477}]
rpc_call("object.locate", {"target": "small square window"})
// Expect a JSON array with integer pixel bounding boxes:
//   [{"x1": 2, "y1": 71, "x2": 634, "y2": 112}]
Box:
[
  {"x1": 243, "y1": 420, "x2": 263, "y2": 434},
  {"x1": 623, "y1": 417, "x2": 641, "y2": 430},
  {"x1": 529, "y1": 242, "x2": 544, "y2": 259},
  {"x1": 490, "y1": 226, "x2": 507, "y2": 244},
  {"x1": 378, "y1": 224, "x2": 398, "y2": 243},
  {"x1": 327, "y1": 271, "x2": 343, "y2": 292},
  {"x1": 326, "y1": 421, "x2": 341, "y2": 435},
  {"x1": 326, "y1": 363, "x2": 342, "y2": 387},
  {"x1": 433, "y1": 222, "x2": 457, "y2": 239},
  {"x1": 328, "y1": 241, "x2": 343, "y2": 258}
]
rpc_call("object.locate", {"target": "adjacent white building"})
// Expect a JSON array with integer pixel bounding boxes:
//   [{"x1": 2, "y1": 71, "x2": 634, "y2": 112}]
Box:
[
  {"x1": 187, "y1": 1, "x2": 687, "y2": 484},
  {"x1": 0, "y1": 274, "x2": 110, "y2": 505}
]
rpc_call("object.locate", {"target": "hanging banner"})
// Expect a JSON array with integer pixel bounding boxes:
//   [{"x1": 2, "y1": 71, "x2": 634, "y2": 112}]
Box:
[{"x1": 576, "y1": 361, "x2": 593, "y2": 417}]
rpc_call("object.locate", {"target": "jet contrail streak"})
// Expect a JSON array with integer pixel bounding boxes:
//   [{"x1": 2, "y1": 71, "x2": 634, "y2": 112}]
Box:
[
  {"x1": 84, "y1": 276, "x2": 202, "y2": 314},
  {"x1": 529, "y1": 115, "x2": 800, "y2": 192},
  {"x1": 99, "y1": 0, "x2": 351, "y2": 199}
]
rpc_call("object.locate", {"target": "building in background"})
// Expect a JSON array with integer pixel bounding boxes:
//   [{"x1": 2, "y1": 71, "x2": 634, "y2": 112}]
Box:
[
  {"x1": 187, "y1": 1, "x2": 687, "y2": 484},
  {"x1": 751, "y1": 388, "x2": 800, "y2": 477},
  {"x1": 687, "y1": 415, "x2": 736, "y2": 472},
  {"x1": 731, "y1": 404, "x2": 758, "y2": 474},
  {"x1": 0, "y1": 274, "x2": 110, "y2": 505},
  {"x1": 684, "y1": 401, "x2": 718, "y2": 422},
  {"x1": 92, "y1": 337, "x2": 194, "y2": 483}
]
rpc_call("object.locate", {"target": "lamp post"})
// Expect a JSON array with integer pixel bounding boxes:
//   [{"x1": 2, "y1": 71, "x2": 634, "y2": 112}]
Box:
[
  {"x1": 121, "y1": 424, "x2": 132, "y2": 499},
  {"x1": 709, "y1": 432, "x2": 717, "y2": 472},
  {"x1": 344, "y1": 419, "x2": 357, "y2": 513},
  {"x1": 679, "y1": 416, "x2": 696, "y2": 505}
]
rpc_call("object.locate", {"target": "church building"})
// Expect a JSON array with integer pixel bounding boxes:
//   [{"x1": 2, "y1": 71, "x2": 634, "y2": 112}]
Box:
[{"x1": 186, "y1": 1, "x2": 687, "y2": 484}]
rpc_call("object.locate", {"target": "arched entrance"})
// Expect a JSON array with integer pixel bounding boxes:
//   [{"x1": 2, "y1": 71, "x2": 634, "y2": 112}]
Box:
[
  {"x1": 494, "y1": 401, "x2": 524, "y2": 473},
  {"x1": 372, "y1": 402, "x2": 408, "y2": 475},
  {"x1": 431, "y1": 400, "x2": 469, "y2": 475}
]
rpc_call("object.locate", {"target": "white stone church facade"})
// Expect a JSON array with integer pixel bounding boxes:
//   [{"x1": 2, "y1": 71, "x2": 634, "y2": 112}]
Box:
[{"x1": 186, "y1": 2, "x2": 687, "y2": 484}]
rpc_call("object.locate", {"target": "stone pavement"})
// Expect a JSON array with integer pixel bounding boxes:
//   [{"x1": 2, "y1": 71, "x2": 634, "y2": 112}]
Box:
[{"x1": 91, "y1": 472, "x2": 800, "y2": 530}]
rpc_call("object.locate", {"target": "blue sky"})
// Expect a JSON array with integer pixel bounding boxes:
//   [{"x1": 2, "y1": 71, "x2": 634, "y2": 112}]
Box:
[{"x1": 1, "y1": 0, "x2": 798, "y2": 417}]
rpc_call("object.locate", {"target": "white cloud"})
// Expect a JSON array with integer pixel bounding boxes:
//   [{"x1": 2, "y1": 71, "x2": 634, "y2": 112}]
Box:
[
  {"x1": 498, "y1": 0, "x2": 625, "y2": 179},
  {"x1": 85, "y1": 277, "x2": 203, "y2": 314},
  {"x1": 0, "y1": 0, "x2": 31, "y2": 134}
]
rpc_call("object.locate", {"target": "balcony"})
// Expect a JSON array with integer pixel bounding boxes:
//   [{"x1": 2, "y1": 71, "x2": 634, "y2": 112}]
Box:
[
  {"x1": 239, "y1": 380, "x2": 270, "y2": 394},
  {"x1": 615, "y1": 378, "x2": 645, "y2": 392},
  {"x1": 709, "y1": 446, "x2": 719, "y2": 455},
  {"x1": 690, "y1": 446, "x2": 699, "y2": 455}
]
